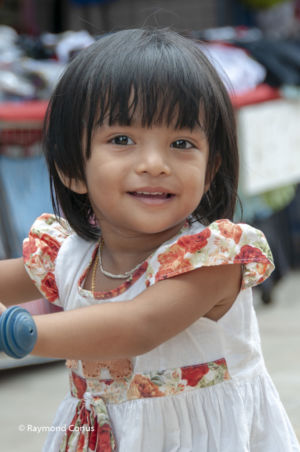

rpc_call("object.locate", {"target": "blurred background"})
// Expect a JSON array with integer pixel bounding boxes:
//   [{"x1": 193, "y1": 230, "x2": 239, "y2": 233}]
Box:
[{"x1": 0, "y1": 0, "x2": 299, "y2": 450}]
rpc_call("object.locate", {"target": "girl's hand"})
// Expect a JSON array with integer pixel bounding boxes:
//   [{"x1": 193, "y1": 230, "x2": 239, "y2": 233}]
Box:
[{"x1": 0, "y1": 302, "x2": 7, "y2": 314}]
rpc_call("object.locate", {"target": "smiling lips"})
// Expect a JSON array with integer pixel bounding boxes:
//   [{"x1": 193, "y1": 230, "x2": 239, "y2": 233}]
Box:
[{"x1": 128, "y1": 190, "x2": 175, "y2": 204}]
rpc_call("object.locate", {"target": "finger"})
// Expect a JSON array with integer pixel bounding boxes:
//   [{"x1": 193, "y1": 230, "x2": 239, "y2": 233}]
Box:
[{"x1": 0, "y1": 302, "x2": 7, "y2": 314}]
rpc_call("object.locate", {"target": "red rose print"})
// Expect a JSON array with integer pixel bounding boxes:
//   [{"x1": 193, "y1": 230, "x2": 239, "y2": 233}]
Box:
[
  {"x1": 88, "y1": 417, "x2": 98, "y2": 451},
  {"x1": 23, "y1": 237, "x2": 38, "y2": 261},
  {"x1": 156, "y1": 244, "x2": 191, "y2": 281},
  {"x1": 40, "y1": 234, "x2": 60, "y2": 261},
  {"x1": 72, "y1": 372, "x2": 87, "y2": 399},
  {"x1": 234, "y1": 245, "x2": 269, "y2": 264},
  {"x1": 181, "y1": 363, "x2": 209, "y2": 387},
  {"x1": 27, "y1": 253, "x2": 49, "y2": 273},
  {"x1": 177, "y1": 228, "x2": 211, "y2": 253},
  {"x1": 40, "y1": 272, "x2": 58, "y2": 302},
  {"x1": 214, "y1": 358, "x2": 226, "y2": 367},
  {"x1": 129, "y1": 374, "x2": 164, "y2": 398},
  {"x1": 158, "y1": 243, "x2": 185, "y2": 266},
  {"x1": 155, "y1": 257, "x2": 191, "y2": 281},
  {"x1": 217, "y1": 220, "x2": 242, "y2": 244},
  {"x1": 77, "y1": 432, "x2": 85, "y2": 450},
  {"x1": 98, "y1": 423, "x2": 114, "y2": 451}
]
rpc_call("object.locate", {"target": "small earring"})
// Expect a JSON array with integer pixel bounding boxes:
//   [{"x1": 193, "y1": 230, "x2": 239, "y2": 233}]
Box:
[{"x1": 89, "y1": 212, "x2": 98, "y2": 226}]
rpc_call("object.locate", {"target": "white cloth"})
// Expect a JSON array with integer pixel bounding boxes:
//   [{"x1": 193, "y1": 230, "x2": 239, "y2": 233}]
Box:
[{"x1": 23, "y1": 215, "x2": 299, "y2": 451}]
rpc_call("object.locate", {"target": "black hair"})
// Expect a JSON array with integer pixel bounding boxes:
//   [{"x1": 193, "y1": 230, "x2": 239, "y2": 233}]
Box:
[{"x1": 44, "y1": 28, "x2": 239, "y2": 241}]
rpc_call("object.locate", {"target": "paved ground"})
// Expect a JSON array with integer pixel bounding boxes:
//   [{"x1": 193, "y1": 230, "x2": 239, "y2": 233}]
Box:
[{"x1": 1, "y1": 271, "x2": 299, "y2": 451}]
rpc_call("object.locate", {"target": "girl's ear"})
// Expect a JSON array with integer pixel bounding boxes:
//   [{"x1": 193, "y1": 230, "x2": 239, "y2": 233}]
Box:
[
  {"x1": 204, "y1": 154, "x2": 221, "y2": 193},
  {"x1": 67, "y1": 178, "x2": 88, "y2": 195},
  {"x1": 56, "y1": 166, "x2": 88, "y2": 194}
]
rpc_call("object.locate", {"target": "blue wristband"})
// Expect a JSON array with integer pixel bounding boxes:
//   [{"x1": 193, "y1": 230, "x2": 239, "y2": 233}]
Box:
[{"x1": 0, "y1": 306, "x2": 37, "y2": 359}]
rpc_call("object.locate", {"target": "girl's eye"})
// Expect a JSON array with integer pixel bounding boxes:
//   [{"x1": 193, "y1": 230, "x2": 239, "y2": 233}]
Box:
[
  {"x1": 111, "y1": 135, "x2": 134, "y2": 146},
  {"x1": 171, "y1": 140, "x2": 194, "y2": 150}
]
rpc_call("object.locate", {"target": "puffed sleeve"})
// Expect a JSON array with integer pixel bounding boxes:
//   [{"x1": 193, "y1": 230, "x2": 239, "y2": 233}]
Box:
[
  {"x1": 145, "y1": 219, "x2": 274, "y2": 290},
  {"x1": 23, "y1": 214, "x2": 72, "y2": 306}
]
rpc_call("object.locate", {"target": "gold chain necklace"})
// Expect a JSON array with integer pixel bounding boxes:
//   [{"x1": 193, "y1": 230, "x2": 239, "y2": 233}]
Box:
[{"x1": 91, "y1": 252, "x2": 99, "y2": 294}]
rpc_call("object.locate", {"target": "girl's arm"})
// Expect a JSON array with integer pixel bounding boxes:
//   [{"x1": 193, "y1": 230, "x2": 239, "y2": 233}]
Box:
[
  {"x1": 32, "y1": 263, "x2": 241, "y2": 360},
  {"x1": 0, "y1": 257, "x2": 42, "y2": 306}
]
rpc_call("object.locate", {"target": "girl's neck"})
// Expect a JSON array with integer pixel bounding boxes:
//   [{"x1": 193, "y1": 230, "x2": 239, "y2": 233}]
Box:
[
  {"x1": 98, "y1": 220, "x2": 187, "y2": 273},
  {"x1": 84, "y1": 219, "x2": 189, "y2": 293}
]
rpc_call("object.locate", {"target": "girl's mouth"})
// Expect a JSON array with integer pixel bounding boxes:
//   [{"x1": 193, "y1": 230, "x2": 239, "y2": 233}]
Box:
[
  {"x1": 127, "y1": 191, "x2": 175, "y2": 204},
  {"x1": 129, "y1": 191, "x2": 173, "y2": 199}
]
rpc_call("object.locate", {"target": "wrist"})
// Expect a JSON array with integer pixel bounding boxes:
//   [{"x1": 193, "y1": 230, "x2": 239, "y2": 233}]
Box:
[{"x1": 0, "y1": 306, "x2": 37, "y2": 359}]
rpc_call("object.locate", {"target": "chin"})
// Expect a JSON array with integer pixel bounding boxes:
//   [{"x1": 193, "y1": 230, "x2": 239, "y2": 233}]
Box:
[{"x1": 137, "y1": 220, "x2": 185, "y2": 235}]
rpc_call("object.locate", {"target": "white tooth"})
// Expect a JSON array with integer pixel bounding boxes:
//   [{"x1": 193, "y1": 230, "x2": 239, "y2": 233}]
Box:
[{"x1": 138, "y1": 192, "x2": 164, "y2": 195}]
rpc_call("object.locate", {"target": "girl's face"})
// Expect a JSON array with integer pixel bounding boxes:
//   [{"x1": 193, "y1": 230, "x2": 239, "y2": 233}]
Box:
[{"x1": 71, "y1": 122, "x2": 211, "y2": 240}]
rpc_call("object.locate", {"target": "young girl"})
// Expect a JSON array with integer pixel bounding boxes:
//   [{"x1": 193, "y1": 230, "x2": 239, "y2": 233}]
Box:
[{"x1": 1, "y1": 28, "x2": 299, "y2": 452}]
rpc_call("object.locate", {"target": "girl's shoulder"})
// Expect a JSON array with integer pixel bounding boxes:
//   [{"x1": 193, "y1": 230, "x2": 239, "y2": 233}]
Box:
[
  {"x1": 23, "y1": 213, "x2": 73, "y2": 305},
  {"x1": 25, "y1": 213, "x2": 72, "y2": 240},
  {"x1": 146, "y1": 219, "x2": 274, "y2": 291},
  {"x1": 23, "y1": 213, "x2": 72, "y2": 266}
]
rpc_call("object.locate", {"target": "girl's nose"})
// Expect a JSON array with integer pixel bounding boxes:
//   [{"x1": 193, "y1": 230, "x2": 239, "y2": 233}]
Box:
[{"x1": 135, "y1": 148, "x2": 171, "y2": 176}]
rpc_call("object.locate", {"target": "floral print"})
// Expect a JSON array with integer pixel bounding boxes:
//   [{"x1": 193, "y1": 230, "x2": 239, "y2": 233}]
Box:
[
  {"x1": 216, "y1": 219, "x2": 243, "y2": 244},
  {"x1": 40, "y1": 271, "x2": 58, "y2": 303},
  {"x1": 81, "y1": 359, "x2": 133, "y2": 379},
  {"x1": 59, "y1": 393, "x2": 116, "y2": 452},
  {"x1": 23, "y1": 214, "x2": 71, "y2": 305},
  {"x1": 181, "y1": 363, "x2": 209, "y2": 386},
  {"x1": 234, "y1": 244, "x2": 270, "y2": 263},
  {"x1": 145, "y1": 218, "x2": 274, "y2": 290},
  {"x1": 69, "y1": 358, "x2": 230, "y2": 405},
  {"x1": 177, "y1": 226, "x2": 211, "y2": 252},
  {"x1": 23, "y1": 214, "x2": 274, "y2": 304},
  {"x1": 156, "y1": 243, "x2": 191, "y2": 280}
]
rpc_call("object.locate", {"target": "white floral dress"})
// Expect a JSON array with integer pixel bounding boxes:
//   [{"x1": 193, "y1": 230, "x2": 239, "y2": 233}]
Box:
[{"x1": 23, "y1": 214, "x2": 300, "y2": 452}]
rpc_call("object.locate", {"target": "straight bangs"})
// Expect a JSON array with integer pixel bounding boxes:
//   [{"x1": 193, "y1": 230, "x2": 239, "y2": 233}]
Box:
[{"x1": 83, "y1": 29, "x2": 220, "y2": 158}]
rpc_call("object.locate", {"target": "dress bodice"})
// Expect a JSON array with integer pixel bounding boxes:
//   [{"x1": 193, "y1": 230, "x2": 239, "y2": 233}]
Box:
[{"x1": 23, "y1": 215, "x2": 300, "y2": 452}]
